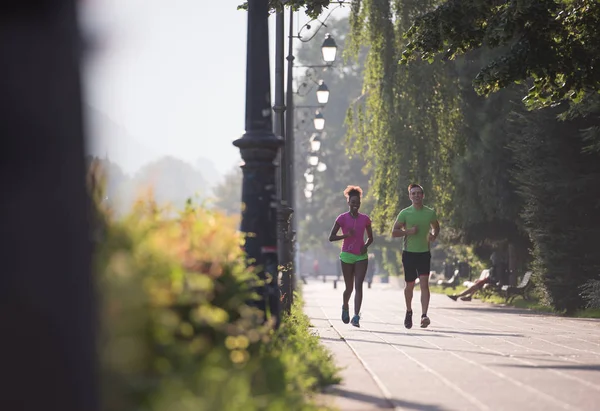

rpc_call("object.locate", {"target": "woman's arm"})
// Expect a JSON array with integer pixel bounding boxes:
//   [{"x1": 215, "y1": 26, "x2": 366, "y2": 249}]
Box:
[
  {"x1": 361, "y1": 225, "x2": 374, "y2": 254},
  {"x1": 364, "y1": 224, "x2": 374, "y2": 248},
  {"x1": 329, "y1": 221, "x2": 350, "y2": 242}
]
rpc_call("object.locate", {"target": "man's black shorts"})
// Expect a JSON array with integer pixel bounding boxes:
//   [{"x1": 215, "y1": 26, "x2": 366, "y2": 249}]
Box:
[{"x1": 402, "y1": 251, "x2": 431, "y2": 283}]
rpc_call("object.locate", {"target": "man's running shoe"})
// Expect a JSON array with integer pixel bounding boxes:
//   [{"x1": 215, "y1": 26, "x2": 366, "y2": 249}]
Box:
[
  {"x1": 460, "y1": 296, "x2": 472, "y2": 301},
  {"x1": 404, "y1": 311, "x2": 413, "y2": 329},
  {"x1": 351, "y1": 314, "x2": 360, "y2": 328},
  {"x1": 421, "y1": 314, "x2": 431, "y2": 328},
  {"x1": 447, "y1": 295, "x2": 458, "y2": 301},
  {"x1": 342, "y1": 306, "x2": 350, "y2": 324}
]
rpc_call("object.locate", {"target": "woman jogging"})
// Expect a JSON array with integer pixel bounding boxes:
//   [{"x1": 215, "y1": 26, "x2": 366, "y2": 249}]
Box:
[{"x1": 328, "y1": 185, "x2": 374, "y2": 327}]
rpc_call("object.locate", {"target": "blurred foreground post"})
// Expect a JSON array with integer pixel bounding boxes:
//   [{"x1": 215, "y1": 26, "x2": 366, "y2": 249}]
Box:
[
  {"x1": 233, "y1": 0, "x2": 282, "y2": 326},
  {"x1": 274, "y1": 8, "x2": 293, "y2": 314},
  {"x1": 0, "y1": 1, "x2": 97, "y2": 410}
]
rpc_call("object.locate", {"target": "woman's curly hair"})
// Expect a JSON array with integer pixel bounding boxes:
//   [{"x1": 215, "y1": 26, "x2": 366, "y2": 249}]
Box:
[{"x1": 343, "y1": 185, "x2": 363, "y2": 200}]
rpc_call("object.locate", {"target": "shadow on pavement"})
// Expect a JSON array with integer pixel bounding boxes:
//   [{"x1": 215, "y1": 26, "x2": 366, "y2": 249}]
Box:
[
  {"x1": 369, "y1": 329, "x2": 450, "y2": 338},
  {"x1": 362, "y1": 327, "x2": 523, "y2": 338},
  {"x1": 440, "y1": 305, "x2": 542, "y2": 315},
  {"x1": 424, "y1": 329, "x2": 524, "y2": 338},
  {"x1": 498, "y1": 363, "x2": 600, "y2": 371},
  {"x1": 324, "y1": 386, "x2": 449, "y2": 411},
  {"x1": 318, "y1": 335, "x2": 578, "y2": 364}
]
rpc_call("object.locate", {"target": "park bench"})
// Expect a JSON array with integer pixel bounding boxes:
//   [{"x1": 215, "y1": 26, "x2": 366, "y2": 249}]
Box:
[
  {"x1": 463, "y1": 269, "x2": 490, "y2": 288},
  {"x1": 437, "y1": 270, "x2": 460, "y2": 289},
  {"x1": 500, "y1": 271, "x2": 533, "y2": 303}
]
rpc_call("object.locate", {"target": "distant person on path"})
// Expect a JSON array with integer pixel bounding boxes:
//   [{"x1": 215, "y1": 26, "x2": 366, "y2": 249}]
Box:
[
  {"x1": 329, "y1": 185, "x2": 374, "y2": 327},
  {"x1": 392, "y1": 184, "x2": 440, "y2": 329}
]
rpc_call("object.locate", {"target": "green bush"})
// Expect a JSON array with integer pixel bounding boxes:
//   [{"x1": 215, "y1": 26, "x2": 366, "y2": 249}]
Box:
[
  {"x1": 89, "y1": 163, "x2": 339, "y2": 411},
  {"x1": 581, "y1": 279, "x2": 600, "y2": 309},
  {"x1": 509, "y1": 107, "x2": 600, "y2": 314}
]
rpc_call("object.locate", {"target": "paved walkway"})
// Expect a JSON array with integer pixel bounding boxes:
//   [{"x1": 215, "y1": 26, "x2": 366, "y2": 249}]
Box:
[{"x1": 303, "y1": 279, "x2": 600, "y2": 411}]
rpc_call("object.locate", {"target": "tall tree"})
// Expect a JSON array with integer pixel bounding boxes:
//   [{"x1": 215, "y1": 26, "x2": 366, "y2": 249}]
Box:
[
  {"x1": 396, "y1": 0, "x2": 600, "y2": 310},
  {"x1": 212, "y1": 166, "x2": 243, "y2": 216},
  {"x1": 401, "y1": 0, "x2": 600, "y2": 110},
  {"x1": 345, "y1": 0, "x2": 464, "y2": 274},
  {"x1": 508, "y1": 105, "x2": 600, "y2": 313}
]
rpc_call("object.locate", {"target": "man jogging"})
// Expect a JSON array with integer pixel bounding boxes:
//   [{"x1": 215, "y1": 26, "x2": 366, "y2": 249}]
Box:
[{"x1": 392, "y1": 184, "x2": 440, "y2": 329}]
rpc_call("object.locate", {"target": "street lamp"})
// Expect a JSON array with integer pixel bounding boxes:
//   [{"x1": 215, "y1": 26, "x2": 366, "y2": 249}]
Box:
[
  {"x1": 308, "y1": 153, "x2": 319, "y2": 166},
  {"x1": 306, "y1": 183, "x2": 315, "y2": 191},
  {"x1": 304, "y1": 170, "x2": 314, "y2": 183},
  {"x1": 233, "y1": 0, "x2": 281, "y2": 324},
  {"x1": 321, "y1": 33, "x2": 338, "y2": 63},
  {"x1": 309, "y1": 133, "x2": 321, "y2": 152},
  {"x1": 316, "y1": 80, "x2": 330, "y2": 105},
  {"x1": 313, "y1": 110, "x2": 325, "y2": 131},
  {"x1": 317, "y1": 162, "x2": 327, "y2": 172},
  {"x1": 304, "y1": 189, "x2": 313, "y2": 199}
]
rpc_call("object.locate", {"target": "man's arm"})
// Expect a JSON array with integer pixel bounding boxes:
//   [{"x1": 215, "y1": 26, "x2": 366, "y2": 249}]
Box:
[
  {"x1": 429, "y1": 220, "x2": 440, "y2": 242},
  {"x1": 392, "y1": 221, "x2": 416, "y2": 238}
]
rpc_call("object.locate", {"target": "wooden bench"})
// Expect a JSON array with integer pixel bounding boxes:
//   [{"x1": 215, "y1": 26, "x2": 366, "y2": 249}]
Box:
[
  {"x1": 463, "y1": 269, "x2": 490, "y2": 288},
  {"x1": 500, "y1": 271, "x2": 533, "y2": 303},
  {"x1": 438, "y1": 270, "x2": 460, "y2": 289}
]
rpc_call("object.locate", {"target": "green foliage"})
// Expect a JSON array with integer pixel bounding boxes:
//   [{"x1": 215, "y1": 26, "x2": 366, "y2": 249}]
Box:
[
  {"x1": 90, "y1": 166, "x2": 339, "y2": 410},
  {"x1": 344, "y1": 0, "x2": 600, "y2": 316},
  {"x1": 344, "y1": 0, "x2": 465, "y2": 275},
  {"x1": 581, "y1": 279, "x2": 600, "y2": 309},
  {"x1": 269, "y1": 294, "x2": 341, "y2": 391},
  {"x1": 445, "y1": 49, "x2": 530, "y2": 254},
  {"x1": 237, "y1": 0, "x2": 334, "y2": 19},
  {"x1": 429, "y1": 284, "x2": 468, "y2": 296},
  {"x1": 401, "y1": 0, "x2": 600, "y2": 108},
  {"x1": 508, "y1": 106, "x2": 600, "y2": 314}
]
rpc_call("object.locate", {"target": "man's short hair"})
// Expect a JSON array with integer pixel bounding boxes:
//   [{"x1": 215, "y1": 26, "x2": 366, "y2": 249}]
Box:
[{"x1": 408, "y1": 183, "x2": 424, "y2": 193}]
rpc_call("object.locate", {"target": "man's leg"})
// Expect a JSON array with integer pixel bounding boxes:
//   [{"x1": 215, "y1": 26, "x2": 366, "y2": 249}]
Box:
[
  {"x1": 419, "y1": 275, "x2": 430, "y2": 316},
  {"x1": 418, "y1": 252, "x2": 432, "y2": 328},
  {"x1": 404, "y1": 281, "x2": 415, "y2": 312},
  {"x1": 402, "y1": 252, "x2": 418, "y2": 329}
]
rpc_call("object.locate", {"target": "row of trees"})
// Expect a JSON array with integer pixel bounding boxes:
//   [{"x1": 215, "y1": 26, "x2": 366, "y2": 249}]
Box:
[
  {"x1": 87, "y1": 155, "x2": 210, "y2": 216},
  {"x1": 347, "y1": 0, "x2": 600, "y2": 313},
  {"x1": 276, "y1": 1, "x2": 600, "y2": 313}
]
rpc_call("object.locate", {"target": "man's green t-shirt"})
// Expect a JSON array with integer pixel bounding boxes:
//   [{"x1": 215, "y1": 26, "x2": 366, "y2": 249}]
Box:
[{"x1": 396, "y1": 205, "x2": 438, "y2": 252}]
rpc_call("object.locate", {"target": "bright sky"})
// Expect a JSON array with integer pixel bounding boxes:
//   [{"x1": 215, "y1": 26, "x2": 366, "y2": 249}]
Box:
[{"x1": 81, "y1": 0, "x2": 348, "y2": 180}]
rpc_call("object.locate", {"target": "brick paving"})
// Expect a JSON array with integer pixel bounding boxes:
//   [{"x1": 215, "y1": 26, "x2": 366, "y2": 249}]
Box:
[{"x1": 304, "y1": 280, "x2": 600, "y2": 411}]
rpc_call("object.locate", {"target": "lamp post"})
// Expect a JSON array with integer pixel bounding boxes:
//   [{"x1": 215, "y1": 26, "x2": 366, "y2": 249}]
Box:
[
  {"x1": 233, "y1": 0, "x2": 282, "y2": 325},
  {"x1": 273, "y1": 7, "x2": 294, "y2": 314},
  {"x1": 278, "y1": 11, "x2": 339, "y2": 313},
  {"x1": 277, "y1": 5, "x2": 296, "y2": 313}
]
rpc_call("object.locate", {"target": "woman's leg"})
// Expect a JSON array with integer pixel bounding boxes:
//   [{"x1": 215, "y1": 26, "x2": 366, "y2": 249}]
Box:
[
  {"x1": 341, "y1": 261, "x2": 355, "y2": 309},
  {"x1": 353, "y1": 259, "x2": 368, "y2": 316}
]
